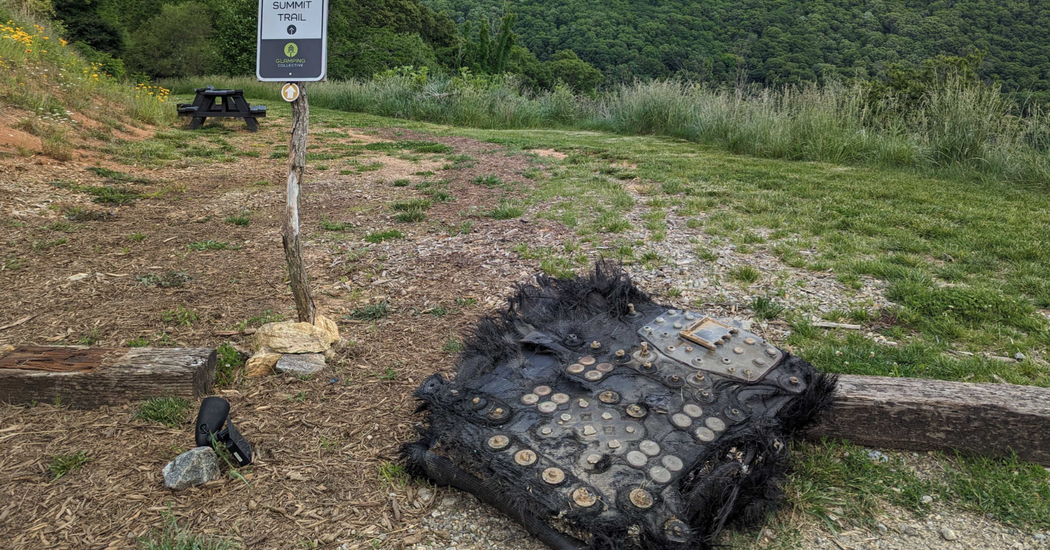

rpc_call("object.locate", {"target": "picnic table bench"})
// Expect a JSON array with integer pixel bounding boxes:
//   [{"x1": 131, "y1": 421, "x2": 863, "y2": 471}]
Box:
[{"x1": 177, "y1": 86, "x2": 266, "y2": 132}]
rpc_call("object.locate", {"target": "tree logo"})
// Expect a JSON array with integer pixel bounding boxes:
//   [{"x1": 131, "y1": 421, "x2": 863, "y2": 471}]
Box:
[{"x1": 284, "y1": 42, "x2": 298, "y2": 57}]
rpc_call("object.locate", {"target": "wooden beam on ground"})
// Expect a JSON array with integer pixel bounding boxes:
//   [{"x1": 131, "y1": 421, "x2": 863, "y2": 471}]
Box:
[
  {"x1": 0, "y1": 346, "x2": 215, "y2": 408},
  {"x1": 808, "y1": 374, "x2": 1050, "y2": 466}
]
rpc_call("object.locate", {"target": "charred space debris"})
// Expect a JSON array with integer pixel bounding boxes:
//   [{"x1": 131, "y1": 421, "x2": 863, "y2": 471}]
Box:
[{"x1": 404, "y1": 262, "x2": 837, "y2": 550}]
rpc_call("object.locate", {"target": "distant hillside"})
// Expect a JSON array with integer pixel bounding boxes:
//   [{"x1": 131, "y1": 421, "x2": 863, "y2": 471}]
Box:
[{"x1": 424, "y1": 0, "x2": 1050, "y2": 99}]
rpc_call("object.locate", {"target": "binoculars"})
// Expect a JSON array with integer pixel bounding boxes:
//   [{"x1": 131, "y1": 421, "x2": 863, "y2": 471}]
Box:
[{"x1": 195, "y1": 396, "x2": 253, "y2": 466}]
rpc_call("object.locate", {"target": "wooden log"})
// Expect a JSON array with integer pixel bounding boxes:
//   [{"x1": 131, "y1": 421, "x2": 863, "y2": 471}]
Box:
[
  {"x1": 0, "y1": 346, "x2": 215, "y2": 409},
  {"x1": 283, "y1": 81, "x2": 316, "y2": 323},
  {"x1": 809, "y1": 374, "x2": 1050, "y2": 466}
]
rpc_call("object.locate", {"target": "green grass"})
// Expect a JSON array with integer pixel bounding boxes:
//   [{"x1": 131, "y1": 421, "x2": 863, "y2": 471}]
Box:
[
  {"x1": 161, "y1": 306, "x2": 198, "y2": 327},
  {"x1": 82, "y1": 186, "x2": 141, "y2": 205},
  {"x1": 135, "y1": 397, "x2": 191, "y2": 427},
  {"x1": 139, "y1": 515, "x2": 236, "y2": 550},
  {"x1": 47, "y1": 451, "x2": 91, "y2": 481},
  {"x1": 472, "y1": 175, "x2": 503, "y2": 187},
  {"x1": 346, "y1": 302, "x2": 389, "y2": 321},
  {"x1": 319, "y1": 216, "x2": 353, "y2": 231},
  {"x1": 486, "y1": 200, "x2": 526, "y2": 220},
  {"x1": 751, "y1": 296, "x2": 786, "y2": 320},
  {"x1": 215, "y1": 343, "x2": 246, "y2": 386},
  {"x1": 377, "y1": 461, "x2": 411, "y2": 488},
  {"x1": 188, "y1": 240, "x2": 229, "y2": 251},
  {"x1": 87, "y1": 166, "x2": 153, "y2": 184},
  {"x1": 731, "y1": 265, "x2": 762, "y2": 285},
  {"x1": 225, "y1": 215, "x2": 250, "y2": 226},
  {"x1": 364, "y1": 230, "x2": 404, "y2": 243}
]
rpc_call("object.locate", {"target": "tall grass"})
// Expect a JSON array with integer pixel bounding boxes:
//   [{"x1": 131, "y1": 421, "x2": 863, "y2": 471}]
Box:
[{"x1": 164, "y1": 73, "x2": 1050, "y2": 187}]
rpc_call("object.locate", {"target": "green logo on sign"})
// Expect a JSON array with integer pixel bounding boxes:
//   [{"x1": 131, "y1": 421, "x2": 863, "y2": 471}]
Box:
[{"x1": 284, "y1": 42, "x2": 298, "y2": 57}]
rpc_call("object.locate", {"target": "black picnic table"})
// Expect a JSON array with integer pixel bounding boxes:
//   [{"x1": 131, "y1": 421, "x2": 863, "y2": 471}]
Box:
[{"x1": 176, "y1": 86, "x2": 266, "y2": 132}]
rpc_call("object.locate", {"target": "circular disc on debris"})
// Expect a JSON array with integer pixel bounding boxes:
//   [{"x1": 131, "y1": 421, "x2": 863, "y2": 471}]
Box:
[
  {"x1": 567, "y1": 363, "x2": 585, "y2": 374},
  {"x1": 538, "y1": 402, "x2": 557, "y2": 414},
  {"x1": 596, "y1": 362, "x2": 614, "y2": 373},
  {"x1": 534, "y1": 385, "x2": 552, "y2": 397},
  {"x1": 598, "y1": 391, "x2": 620, "y2": 404},
  {"x1": 683, "y1": 404, "x2": 703, "y2": 418},
  {"x1": 705, "y1": 417, "x2": 726, "y2": 432},
  {"x1": 584, "y1": 371, "x2": 603, "y2": 381},
  {"x1": 579, "y1": 356, "x2": 597, "y2": 366},
  {"x1": 626, "y1": 451, "x2": 648, "y2": 467},
  {"x1": 487, "y1": 435, "x2": 510, "y2": 450},
  {"x1": 662, "y1": 455, "x2": 684, "y2": 472},
  {"x1": 520, "y1": 394, "x2": 540, "y2": 405},
  {"x1": 671, "y1": 413, "x2": 693, "y2": 428},
  {"x1": 551, "y1": 393, "x2": 570, "y2": 404},
  {"x1": 514, "y1": 449, "x2": 538, "y2": 466},
  {"x1": 639, "y1": 440, "x2": 661, "y2": 456},
  {"x1": 649, "y1": 465, "x2": 672, "y2": 484},
  {"x1": 695, "y1": 427, "x2": 716, "y2": 442},
  {"x1": 542, "y1": 467, "x2": 566, "y2": 485},
  {"x1": 630, "y1": 488, "x2": 655, "y2": 509},
  {"x1": 626, "y1": 404, "x2": 647, "y2": 418},
  {"x1": 572, "y1": 487, "x2": 598, "y2": 507}
]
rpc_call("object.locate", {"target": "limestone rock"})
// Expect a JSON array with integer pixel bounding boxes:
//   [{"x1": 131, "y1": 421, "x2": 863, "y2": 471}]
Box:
[
  {"x1": 275, "y1": 353, "x2": 326, "y2": 376},
  {"x1": 254, "y1": 316, "x2": 338, "y2": 354},
  {"x1": 245, "y1": 348, "x2": 282, "y2": 378},
  {"x1": 162, "y1": 447, "x2": 220, "y2": 490}
]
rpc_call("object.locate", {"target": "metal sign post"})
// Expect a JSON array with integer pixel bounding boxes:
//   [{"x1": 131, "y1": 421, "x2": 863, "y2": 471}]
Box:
[{"x1": 258, "y1": 0, "x2": 329, "y2": 323}]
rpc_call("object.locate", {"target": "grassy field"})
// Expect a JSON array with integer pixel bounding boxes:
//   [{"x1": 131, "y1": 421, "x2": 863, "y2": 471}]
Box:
[
  {"x1": 164, "y1": 74, "x2": 1050, "y2": 188},
  {"x1": 128, "y1": 98, "x2": 1049, "y2": 543}
]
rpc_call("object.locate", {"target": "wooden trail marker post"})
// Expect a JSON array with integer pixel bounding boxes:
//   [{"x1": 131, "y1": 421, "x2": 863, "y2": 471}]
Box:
[{"x1": 257, "y1": 0, "x2": 329, "y2": 322}]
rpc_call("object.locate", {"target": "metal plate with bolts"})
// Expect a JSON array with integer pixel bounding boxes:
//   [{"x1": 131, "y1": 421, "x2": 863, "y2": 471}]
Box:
[{"x1": 638, "y1": 310, "x2": 784, "y2": 382}]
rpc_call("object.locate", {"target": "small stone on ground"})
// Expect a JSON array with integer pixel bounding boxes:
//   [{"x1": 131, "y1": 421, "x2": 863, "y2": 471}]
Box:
[
  {"x1": 275, "y1": 353, "x2": 326, "y2": 376},
  {"x1": 162, "y1": 447, "x2": 220, "y2": 490}
]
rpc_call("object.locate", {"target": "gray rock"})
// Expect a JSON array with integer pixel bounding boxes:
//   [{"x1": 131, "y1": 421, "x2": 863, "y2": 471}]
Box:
[
  {"x1": 876, "y1": 523, "x2": 888, "y2": 534},
  {"x1": 162, "y1": 447, "x2": 220, "y2": 490},
  {"x1": 1034, "y1": 533, "x2": 1046, "y2": 541},
  {"x1": 275, "y1": 353, "x2": 326, "y2": 376},
  {"x1": 867, "y1": 450, "x2": 889, "y2": 462},
  {"x1": 922, "y1": 495, "x2": 934, "y2": 504},
  {"x1": 941, "y1": 528, "x2": 959, "y2": 541},
  {"x1": 1015, "y1": 352, "x2": 1027, "y2": 362}
]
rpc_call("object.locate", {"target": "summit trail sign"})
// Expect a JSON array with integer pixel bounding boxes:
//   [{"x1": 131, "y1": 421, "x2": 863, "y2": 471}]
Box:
[{"x1": 257, "y1": 0, "x2": 328, "y2": 81}]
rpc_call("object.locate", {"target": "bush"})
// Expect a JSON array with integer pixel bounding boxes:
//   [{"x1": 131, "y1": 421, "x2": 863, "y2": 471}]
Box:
[{"x1": 124, "y1": 2, "x2": 217, "y2": 79}]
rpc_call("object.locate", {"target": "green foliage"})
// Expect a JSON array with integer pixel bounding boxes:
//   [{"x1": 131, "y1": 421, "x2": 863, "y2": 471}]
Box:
[
  {"x1": 161, "y1": 306, "x2": 198, "y2": 326},
  {"x1": 486, "y1": 200, "x2": 525, "y2": 219},
  {"x1": 188, "y1": 240, "x2": 228, "y2": 251},
  {"x1": 138, "y1": 514, "x2": 236, "y2": 550},
  {"x1": 731, "y1": 265, "x2": 761, "y2": 285},
  {"x1": 136, "y1": 397, "x2": 191, "y2": 427},
  {"x1": 364, "y1": 229, "x2": 404, "y2": 243},
  {"x1": 346, "y1": 302, "x2": 390, "y2": 321},
  {"x1": 215, "y1": 342, "x2": 245, "y2": 386},
  {"x1": 48, "y1": 451, "x2": 92, "y2": 481},
  {"x1": 124, "y1": 2, "x2": 217, "y2": 78},
  {"x1": 750, "y1": 296, "x2": 785, "y2": 320}
]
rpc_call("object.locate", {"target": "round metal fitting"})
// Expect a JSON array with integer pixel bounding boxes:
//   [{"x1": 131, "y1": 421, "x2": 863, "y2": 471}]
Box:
[
  {"x1": 629, "y1": 488, "x2": 654, "y2": 509},
  {"x1": 626, "y1": 451, "x2": 648, "y2": 467},
  {"x1": 671, "y1": 413, "x2": 692, "y2": 428},
  {"x1": 626, "y1": 404, "x2": 647, "y2": 418},
  {"x1": 581, "y1": 425, "x2": 597, "y2": 436},
  {"x1": 664, "y1": 518, "x2": 690, "y2": 543},
  {"x1": 688, "y1": 372, "x2": 709, "y2": 387},
  {"x1": 789, "y1": 376, "x2": 800, "y2": 385},
  {"x1": 721, "y1": 357, "x2": 732, "y2": 365},
  {"x1": 695, "y1": 389, "x2": 716, "y2": 403},
  {"x1": 639, "y1": 342, "x2": 650, "y2": 356},
  {"x1": 683, "y1": 404, "x2": 703, "y2": 418},
  {"x1": 572, "y1": 487, "x2": 598, "y2": 508},
  {"x1": 649, "y1": 466, "x2": 672, "y2": 484},
  {"x1": 695, "y1": 427, "x2": 716, "y2": 442},
  {"x1": 744, "y1": 337, "x2": 756, "y2": 345},
  {"x1": 705, "y1": 417, "x2": 726, "y2": 432},
  {"x1": 488, "y1": 407, "x2": 508, "y2": 421},
  {"x1": 666, "y1": 374, "x2": 685, "y2": 388},
  {"x1": 625, "y1": 425, "x2": 637, "y2": 434},
  {"x1": 615, "y1": 349, "x2": 626, "y2": 359},
  {"x1": 596, "y1": 362, "x2": 614, "y2": 373},
  {"x1": 753, "y1": 358, "x2": 767, "y2": 367},
  {"x1": 537, "y1": 401, "x2": 557, "y2": 414},
  {"x1": 520, "y1": 393, "x2": 540, "y2": 405},
  {"x1": 449, "y1": 390, "x2": 459, "y2": 396},
  {"x1": 560, "y1": 413, "x2": 572, "y2": 422},
  {"x1": 729, "y1": 328, "x2": 739, "y2": 335},
  {"x1": 540, "y1": 427, "x2": 553, "y2": 436},
  {"x1": 662, "y1": 455, "x2": 684, "y2": 472},
  {"x1": 685, "y1": 346, "x2": 694, "y2": 352},
  {"x1": 534, "y1": 385, "x2": 552, "y2": 397},
  {"x1": 586, "y1": 453, "x2": 602, "y2": 465},
  {"x1": 655, "y1": 317, "x2": 666, "y2": 324},
  {"x1": 765, "y1": 347, "x2": 778, "y2": 357},
  {"x1": 579, "y1": 356, "x2": 597, "y2": 366},
  {"x1": 551, "y1": 393, "x2": 570, "y2": 405},
  {"x1": 578, "y1": 398, "x2": 591, "y2": 408},
  {"x1": 685, "y1": 313, "x2": 696, "y2": 320},
  {"x1": 567, "y1": 363, "x2": 585, "y2": 374},
  {"x1": 598, "y1": 390, "x2": 620, "y2": 404},
  {"x1": 733, "y1": 347, "x2": 744, "y2": 354},
  {"x1": 667, "y1": 309, "x2": 678, "y2": 316},
  {"x1": 673, "y1": 322, "x2": 683, "y2": 329},
  {"x1": 471, "y1": 396, "x2": 487, "y2": 410},
  {"x1": 601, "y1": 412, "x2": 614, "y2": 420},
  {"x1": 542, "y1": 467, "x2": 566, "y2": 485},
  {"x1": 590, "y1": 341, "x2": 602, "y2": 350},
  {"x1": 641, "y1": 361, "x2": 655, "y2": 372},
  {"x1": 607, "y1": 439, "x2": 621, "y2": 449},
  {"x1": 514, "y1": 449, "x2": 537, "y2": 466},
  {"x1": 667, "y1": 345, "x2": 677, "y2": 352},
  {"x1": 584, "y1": 370, "x2": 603, "y2": 382},
  {"x1": 487, "y1": 435, "x2": 510, "y2": 450},
  {"x1": 725, "y1": 407, "x2": 748, "y2": 423},
  {"x1": 639, "y1": 440, "x2": 660, "y2": 456}
]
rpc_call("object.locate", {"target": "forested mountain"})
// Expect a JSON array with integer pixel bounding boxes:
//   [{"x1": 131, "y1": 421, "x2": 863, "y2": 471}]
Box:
[{"x1": 423, "y1": 0, "x2": 1050, "y2": 96}]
